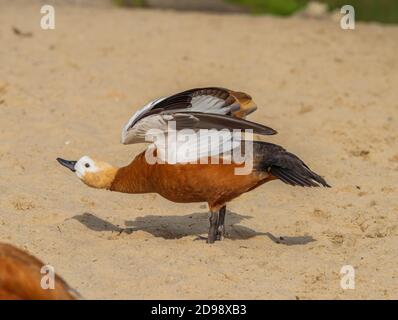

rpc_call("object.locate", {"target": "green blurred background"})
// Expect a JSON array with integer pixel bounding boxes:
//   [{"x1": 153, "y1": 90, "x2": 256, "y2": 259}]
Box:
[
  {"x1": 113, "y1": 0, "x2": 398, "y2": 24},
  {"x1": 229, "y1": 0, "x2": 398, "y2": 23}
]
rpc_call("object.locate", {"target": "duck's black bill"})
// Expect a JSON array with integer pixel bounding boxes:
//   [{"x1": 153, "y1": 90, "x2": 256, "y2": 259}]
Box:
[{"x1": 57, "y1": 158, "x2": 77, "y2": 172}]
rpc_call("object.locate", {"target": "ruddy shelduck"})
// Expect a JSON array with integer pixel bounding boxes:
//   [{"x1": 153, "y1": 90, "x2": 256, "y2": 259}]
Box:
[
  {"x1": 58, "y1": 87, "x2": 329, "y2": 243},
  {"x1": 0, "y1": 243, "x2": 80, "y2": 300}
]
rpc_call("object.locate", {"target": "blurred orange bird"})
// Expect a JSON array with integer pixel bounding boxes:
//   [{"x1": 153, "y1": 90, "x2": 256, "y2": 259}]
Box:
[{"x1": 0, "y1": 243, "x2": 80, "y2": 300}]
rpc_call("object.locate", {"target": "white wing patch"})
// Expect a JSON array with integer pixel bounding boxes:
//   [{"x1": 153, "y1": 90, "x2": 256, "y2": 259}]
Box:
[
  {"x1": 190, "y1": 95, "x2": 224, "y2": 113},
  {"x1": 121, "y1": 92, "x2": 241, "y2": 145},
  {"x1": 190, "y1": 95, "x2": 239, "y2": 114},
  {"x1": 121, "y1": 89, "x2": 261, "y2": 164},
  {"x1": 151, "y1": 130, "x2": 241, "y2": 164},
  {"x1": 121, "y1": 96, "x2": 167, "y2": 144}
]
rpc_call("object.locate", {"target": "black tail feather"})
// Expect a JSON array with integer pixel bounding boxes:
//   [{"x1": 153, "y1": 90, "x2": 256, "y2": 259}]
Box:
[
  {"x1": 270, "y1": 165, "x2": 330, "y2": 188},
  {"x1": 254, "y1": 141, "x2": 330, "y2": 188}
]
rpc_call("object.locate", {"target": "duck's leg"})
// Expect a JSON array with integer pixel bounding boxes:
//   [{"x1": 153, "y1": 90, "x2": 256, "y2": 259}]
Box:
[
  {"x1": 216, "y1": 205, "x2": 226, "y2": 241},
  {"x1": 207, "y1": 210, "x2": 219, "y2": 244}
]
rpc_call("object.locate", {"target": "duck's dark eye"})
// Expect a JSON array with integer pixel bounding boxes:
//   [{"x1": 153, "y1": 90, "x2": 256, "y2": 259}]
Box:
[{"x1": 85, "y1": 163, "x2": 90, "y2": 168}]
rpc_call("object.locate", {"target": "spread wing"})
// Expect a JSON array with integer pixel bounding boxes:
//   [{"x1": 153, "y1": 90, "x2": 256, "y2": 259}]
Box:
[
  {"x1": 121, "y1": 87, "x2": 276, "y2": 144},
  {"x1": 120, "y1": 87, "x2": 277, "y2": 163}
]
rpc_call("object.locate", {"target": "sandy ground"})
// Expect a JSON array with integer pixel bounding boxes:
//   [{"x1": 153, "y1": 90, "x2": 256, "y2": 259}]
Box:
[{"x1": 1, "y1": 1, "x2": 398, "y2": 299}]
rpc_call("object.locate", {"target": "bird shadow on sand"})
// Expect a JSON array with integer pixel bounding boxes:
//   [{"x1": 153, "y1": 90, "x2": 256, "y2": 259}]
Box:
[{"x1": 72, "y1": 211, "x2": 315, "y2": 245}]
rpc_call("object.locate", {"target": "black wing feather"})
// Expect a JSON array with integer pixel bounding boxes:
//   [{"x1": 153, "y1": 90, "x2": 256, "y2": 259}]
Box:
[{"x1": 253, "y1": 141, "x2": 330, "y2": 188}]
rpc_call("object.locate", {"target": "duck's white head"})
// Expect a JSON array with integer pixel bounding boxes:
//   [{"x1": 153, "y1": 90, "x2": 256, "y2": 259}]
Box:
[{"x1": 57, "y1": 156, "x2": 117, "y2": 189}]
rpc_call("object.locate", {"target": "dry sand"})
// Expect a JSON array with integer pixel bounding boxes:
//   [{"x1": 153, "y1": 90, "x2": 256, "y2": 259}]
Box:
[{"x1": 0, "y1": 1, "x2": 398, "y2": 299}]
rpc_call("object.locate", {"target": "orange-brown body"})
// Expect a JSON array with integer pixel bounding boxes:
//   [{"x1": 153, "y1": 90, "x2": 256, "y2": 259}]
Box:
[
  {"x1": 57, "y1": 87, "x2": 329, "y2": 243},
  {"x1": 110, "y1": 151, "x2": 275, "y2": 211},
  {"x1": 0, "y1": 243, "x2": 78, "y2": 300}
]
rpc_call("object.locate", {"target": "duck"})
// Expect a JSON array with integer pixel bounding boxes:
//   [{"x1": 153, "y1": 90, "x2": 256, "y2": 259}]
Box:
[
  {"x1": 57, "y1": 87, "x2": 330, "y2": 243},
  {"x1": 0, "y1": 243, "x2": 80, "y2": 300}
]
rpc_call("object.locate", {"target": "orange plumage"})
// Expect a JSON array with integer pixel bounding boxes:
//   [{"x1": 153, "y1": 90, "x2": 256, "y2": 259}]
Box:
[
  {"x1": 110, "y1": 150, "x2": 271, "y2": 212},
  {"x1": 57, "y1": 87, "x2": 330, "y2": 243},
  {"x1": 0, "y1": 243, "x2": 79, "y2": 300}
]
